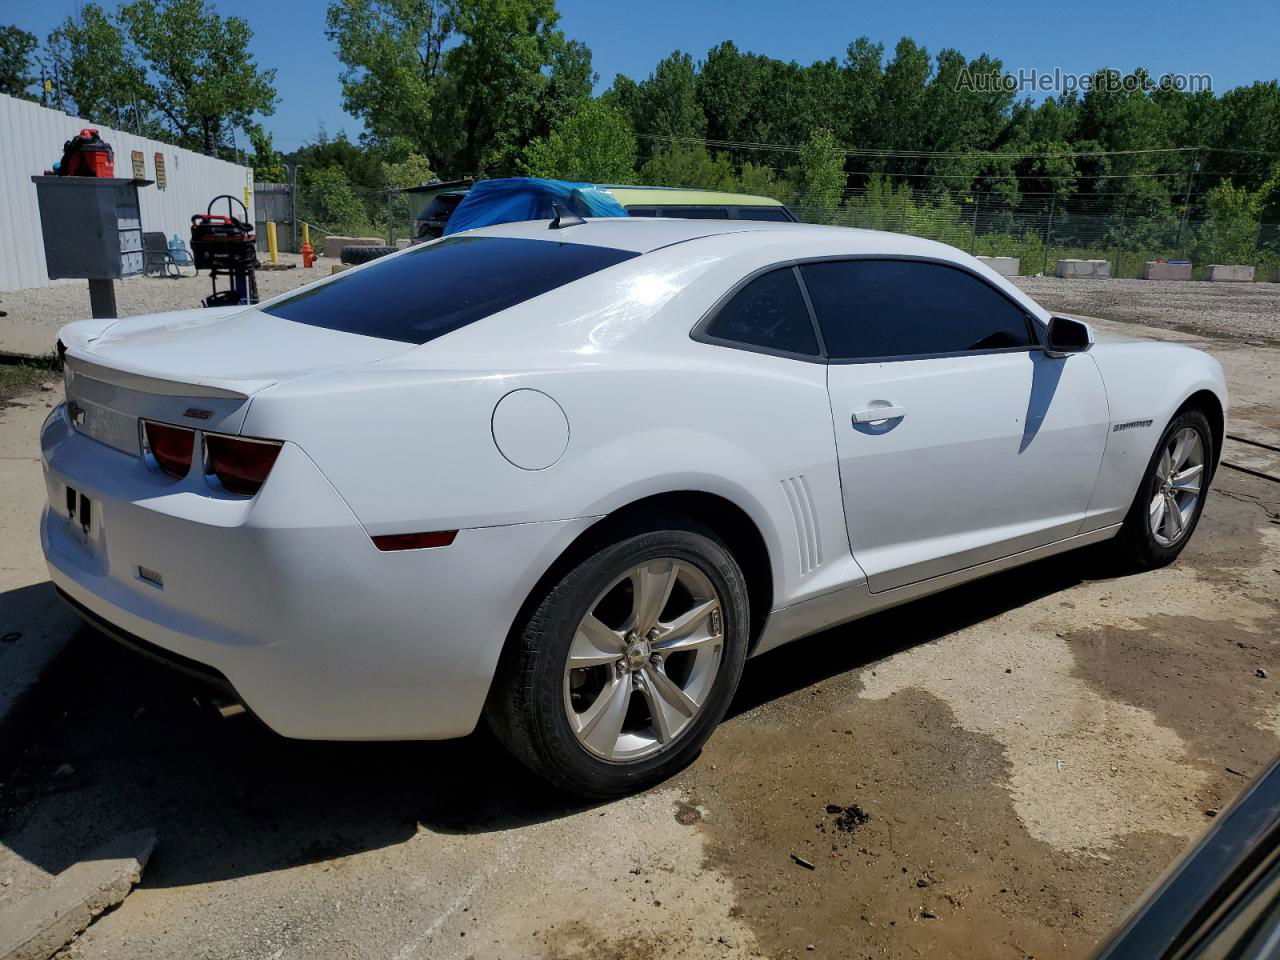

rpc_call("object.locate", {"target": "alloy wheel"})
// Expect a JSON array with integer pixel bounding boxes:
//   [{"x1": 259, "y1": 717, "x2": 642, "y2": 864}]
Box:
[
  {"x1": 563, "y1": 558, "x2": 724, "y2": 762},
  {"x1": 1149, "y1": 427, "x2": 1205, "y2": 547}
]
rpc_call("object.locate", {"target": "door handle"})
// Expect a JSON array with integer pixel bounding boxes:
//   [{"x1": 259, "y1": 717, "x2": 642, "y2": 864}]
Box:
[{"x1": 852, "y1": 405, "x2": 906, "y2": 424}]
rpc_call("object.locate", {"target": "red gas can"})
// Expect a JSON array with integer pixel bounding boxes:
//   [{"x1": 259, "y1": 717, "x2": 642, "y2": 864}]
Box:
[{"x1": 59, "y1": 128, "x2": 115, "y2": 178}]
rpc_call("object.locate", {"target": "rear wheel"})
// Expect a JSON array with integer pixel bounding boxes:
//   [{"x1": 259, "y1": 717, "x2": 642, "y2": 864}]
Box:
[
  {"x1": 1109, "y1": 408, "x2": 1212, "y2": 570},
  {"x1": 487, "y1": 518, "x2": 749, "y2": 797}
]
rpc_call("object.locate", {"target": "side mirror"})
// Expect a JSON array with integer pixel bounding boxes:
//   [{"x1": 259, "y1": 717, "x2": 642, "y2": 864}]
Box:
[{"x1": 1045, "y1": 316, "x2": 1091, "y2": 357}]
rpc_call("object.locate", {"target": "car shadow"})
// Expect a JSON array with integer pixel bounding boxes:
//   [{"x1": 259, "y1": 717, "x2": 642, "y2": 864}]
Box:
[{"x1": 0, "y1": 544, "x2": 1130, "y2": 890}]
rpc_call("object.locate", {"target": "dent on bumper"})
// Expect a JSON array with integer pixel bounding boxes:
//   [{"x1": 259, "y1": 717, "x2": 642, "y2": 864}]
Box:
[{"x1": 42, "y1": 418, "x2": 598, "y2": 740}]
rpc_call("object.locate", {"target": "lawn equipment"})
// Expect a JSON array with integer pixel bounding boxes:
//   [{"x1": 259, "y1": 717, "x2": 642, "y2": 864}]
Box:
[{"x1": 191, "y1": 195, "x2": 259, "y2": 307}]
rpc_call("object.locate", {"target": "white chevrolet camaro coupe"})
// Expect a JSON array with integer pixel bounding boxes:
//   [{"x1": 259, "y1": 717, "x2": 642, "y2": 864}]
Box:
[{"x1": 42, "y1": 217, "x2": 1226, "y2": 796}]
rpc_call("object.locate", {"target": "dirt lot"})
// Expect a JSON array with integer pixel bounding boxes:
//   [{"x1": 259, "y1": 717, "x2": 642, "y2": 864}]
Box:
[
  {"x1": 0, "y1": 278, "x2": 1277, "y2": 960},
  {"x1": 1014, "y1": 276, "x2": 1280, "y2": 347}
]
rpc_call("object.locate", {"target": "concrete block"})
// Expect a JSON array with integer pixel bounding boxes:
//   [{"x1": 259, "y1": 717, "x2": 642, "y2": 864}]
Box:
[
  {"x1": 1206, "y1": 264, "x2": 1255, "y2": 282},
  {"x1": 1141, "y1": 261, "x2": 1193, "y2": 281},
  {"x1": 1055, "y1": 259, "x2": 1110, "y2": 279},
  {"x1": 321, "y1": 235, "x2": 381, "y2": 259},
  {"x1": 330, "y1": 264, "x2": 353, "y2": 275},
  {"x1": 977, "y1": 256, "x2": 1020, "y2": 277},
  {"x1": 0, "y1": 828, "x2": 155, "y2": 960},
  {"x1": 395, "y1": 238, "x2": 410, "y2": 250}
]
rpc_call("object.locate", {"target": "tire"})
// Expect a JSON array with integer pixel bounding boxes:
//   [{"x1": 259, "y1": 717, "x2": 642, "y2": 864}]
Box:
[
  {"x1": 339, "y1": 245, "x2": 396, "y2": 265},
  {"x1": 486, "y1": 516, "x2": 750, "y2": 798},
  {"x1": 1109, "y1": 407, "x2": 1214, "y2": 571}
]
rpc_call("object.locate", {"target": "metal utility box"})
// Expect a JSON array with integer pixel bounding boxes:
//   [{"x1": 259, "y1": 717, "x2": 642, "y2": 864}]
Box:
[{"x1": 30, "y1": 176, "x2": 151, "y2": 280}]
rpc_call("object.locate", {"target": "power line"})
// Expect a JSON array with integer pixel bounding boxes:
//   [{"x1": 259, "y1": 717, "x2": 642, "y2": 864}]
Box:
[{"x1": 636, "y1": 133, "x2": 1280, "y2": 162}]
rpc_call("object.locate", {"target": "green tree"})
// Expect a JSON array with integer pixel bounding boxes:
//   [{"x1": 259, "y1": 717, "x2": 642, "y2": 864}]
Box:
[
  {"x1": 737, "y1": 160, "x2": 779, "y2": 198},
  {"x1": 303, "y1": 165, "x2": 371, "y2": 234},
  {"x1": 1195, "y1": 180, "x2": 1259, "y2": 265},
  {"x1": 1217, "y1": 82, "x2": 1280, "y2": 190},
  {"x1": 47, "y1": 5, "x2": 151, "y2": 126},
  {"x1": 523, "y1": 99, "x2": 637, "y2": 182},
  {"x1": 248, "y1": 125, "x2": 285, "y2": 182},
  {"x1": 632, "y1": 51, "x2": 706, "y2": 143},
  {"x1": 794, "y1": 128, "x2": 846, "y2": 223},
  {"x1": 382, "y1": 152, "x2": 436, "y2": 237},
  {"x1": 0, "y1": 25, "x2": 38, "y2": 99},
  {"x1": 120, "y1": 0, "x2": 278, "y2": 155},
  {"x1": 433, "y1": 0, "x2": 573, "y2": 174},
  {"x1": 1258, "y1": 164, "x2": 1280, "y2": 226},
  {"x1": 639, "y1": 142, "x2": 736, "y2": 191},
  {"x1": 325, "y1": 0, "x2": 452, "y2": 154},
  {"x1": 382, "y1": 152, "x2": 436, "y2": 190}
]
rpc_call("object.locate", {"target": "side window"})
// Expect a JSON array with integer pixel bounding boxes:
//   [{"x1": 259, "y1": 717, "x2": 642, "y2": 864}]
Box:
[
  {"x1": 733, "y1": 207, "x2": 791, "y2": 222},
  {"x1": 801, "y1": 259, "x2": 1035, "y2": 360},
  {"x1": 702, "y1": 268, "x2": 820, "y2": 357}
]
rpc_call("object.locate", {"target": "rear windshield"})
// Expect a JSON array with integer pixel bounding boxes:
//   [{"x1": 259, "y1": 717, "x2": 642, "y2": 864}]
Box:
[{"x1": 262, "y1": 236, "x2": 637, "y2": 344}]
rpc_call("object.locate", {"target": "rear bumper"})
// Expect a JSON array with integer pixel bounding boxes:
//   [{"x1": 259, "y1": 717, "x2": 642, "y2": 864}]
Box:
[{"x1": 41, "y1": 404, "x2": 597, "y2": 740}]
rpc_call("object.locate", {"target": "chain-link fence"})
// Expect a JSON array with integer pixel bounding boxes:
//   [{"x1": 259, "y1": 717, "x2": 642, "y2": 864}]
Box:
[
  {"x1": 253, "y1": 182, "x2": 421, "y2": 255},
  {"x1": 260, "y1": 178, "x2": 1280, "y2": 279},
  {"x1": 789, "y1": 189, "x2": 1280, "y2": 280}
]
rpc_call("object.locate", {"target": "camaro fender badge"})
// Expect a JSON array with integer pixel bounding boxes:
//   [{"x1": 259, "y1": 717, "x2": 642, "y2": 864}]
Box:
[
  {"x1": 183, "y1": 407, "x2": 214, "y2": 421},
  {"x1": 1112, "y1": 419, "x2": 1154, "y2": 433}
]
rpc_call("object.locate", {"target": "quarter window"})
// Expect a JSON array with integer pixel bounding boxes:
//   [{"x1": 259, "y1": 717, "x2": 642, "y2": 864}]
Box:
[
  {"x1": 703, "y1": 268, "x2": 820, "y2": 357},
  {"x1": 801, "y1": 259, "x2": 1035, "y2": 360}
]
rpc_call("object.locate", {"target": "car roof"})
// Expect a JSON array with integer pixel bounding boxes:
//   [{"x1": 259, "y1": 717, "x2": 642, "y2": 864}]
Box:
[
  {"x1": 458, "y1": 216, "x2": 954, "y2": 258},
  {"x1": 599, "y1": 186, "x2": 785, "y2": 208}
]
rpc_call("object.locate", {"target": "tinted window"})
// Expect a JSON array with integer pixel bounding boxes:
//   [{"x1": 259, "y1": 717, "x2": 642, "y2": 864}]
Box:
[
  {"x1": 734, "y1": 207, "x2": 792, "y2": 222},
  {"x1": 703, "y1": 268, "x2": 819, "y2": 357},
  {"x1": 801, "y1": 259, "x2": 1034, "y2": 360},
  {"x1": 263, "y1": 236, "x2": 637, "y2": 345},
  {"x1": 624, "y1": 206, "x2": 659, "y2": 217},
  {"x1": 665, "y1": 207, "x2": 731, "y2": 219}
]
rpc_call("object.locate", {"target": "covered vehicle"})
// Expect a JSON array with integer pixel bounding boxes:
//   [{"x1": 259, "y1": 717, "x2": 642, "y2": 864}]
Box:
[
  {"x1": 403, "y1": 179, "x2": 472, "y2": 242},
  {"x1": 443, "y1": 177, "x2": 627, "y2": 235},
  {"x1": 601, "y1": 185, "x2": 796, "y2": 222}
]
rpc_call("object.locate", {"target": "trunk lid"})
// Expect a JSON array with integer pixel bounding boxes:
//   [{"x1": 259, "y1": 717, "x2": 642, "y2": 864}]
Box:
[{"x1": 61, "y1": 305, "x2": 412, "y2": 454}]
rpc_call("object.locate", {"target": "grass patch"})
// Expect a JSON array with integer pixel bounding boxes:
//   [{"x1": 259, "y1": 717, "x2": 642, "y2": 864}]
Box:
[{"x1": 0, "y1": 353, "x2": 62, "y2": 406}]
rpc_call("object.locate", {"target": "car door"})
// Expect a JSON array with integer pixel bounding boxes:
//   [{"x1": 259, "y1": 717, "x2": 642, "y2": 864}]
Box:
[{"x1": 802, "y1": 258, "x2": 1109, "y2": 593}]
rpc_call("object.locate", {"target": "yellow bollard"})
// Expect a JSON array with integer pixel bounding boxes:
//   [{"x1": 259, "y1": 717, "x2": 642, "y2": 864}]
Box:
[{"x1": 266, "y1": 220, "x2": 278, "y2": 264}]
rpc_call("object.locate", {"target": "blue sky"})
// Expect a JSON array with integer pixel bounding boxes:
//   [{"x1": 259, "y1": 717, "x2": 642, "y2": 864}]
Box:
[{"x1": 13, "y1": 0, "x2": 1280, "y2": 151}]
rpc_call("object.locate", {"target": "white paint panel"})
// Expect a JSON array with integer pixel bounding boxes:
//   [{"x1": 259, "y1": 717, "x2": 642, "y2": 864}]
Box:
[{"x1": 0, "y1": 94, "x2": 254, "y2": 292}]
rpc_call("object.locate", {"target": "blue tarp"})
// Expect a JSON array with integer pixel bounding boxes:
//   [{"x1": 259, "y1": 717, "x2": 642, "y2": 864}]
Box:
[{"x1": 443, "y1": 177, "x2": 628, "y2": 235}]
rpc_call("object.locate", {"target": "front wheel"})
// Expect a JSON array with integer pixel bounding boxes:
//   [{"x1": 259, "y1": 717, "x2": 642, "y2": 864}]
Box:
[
  {"x1": 486, "y1": 518, "x2": 750, "y2": 797},
  {"x1": 1109, "y1": 408, "x2": 1213, "y2": 570}
]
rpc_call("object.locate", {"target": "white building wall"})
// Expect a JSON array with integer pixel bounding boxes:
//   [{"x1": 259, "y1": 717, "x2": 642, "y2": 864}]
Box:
[{"x1": 0, "y1": 94, "x2": 255, "y2": 292}]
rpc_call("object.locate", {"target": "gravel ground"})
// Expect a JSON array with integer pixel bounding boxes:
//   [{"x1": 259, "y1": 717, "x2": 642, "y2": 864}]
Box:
[
  {"x1": 0, "y1": 253, "x2": 328, "y2": 357},
  {"x1": 1014, "y1": 276, "x2": 1280, "y2": 345}
]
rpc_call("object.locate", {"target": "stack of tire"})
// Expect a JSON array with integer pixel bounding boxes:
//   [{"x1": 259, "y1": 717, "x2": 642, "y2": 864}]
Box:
[{"x1": 340, "y1": 244, "x2": 396, "y2": 265}]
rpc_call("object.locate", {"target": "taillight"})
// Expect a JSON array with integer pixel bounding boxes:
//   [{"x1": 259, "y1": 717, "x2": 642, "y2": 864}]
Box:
[
  {"x1": 143, "y1": 421, "x2": 195, "y2": 479},
  {"x1": 204, "y1": 433, "x2": 283, "y2": 496}
]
